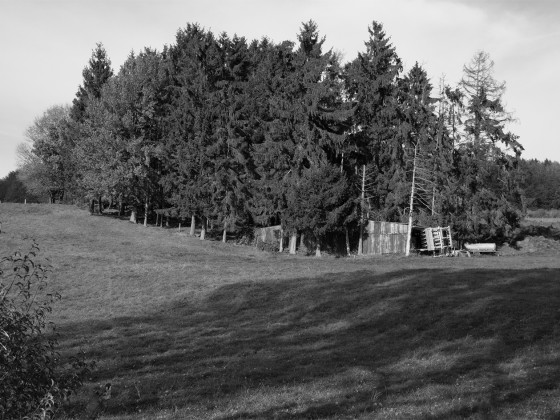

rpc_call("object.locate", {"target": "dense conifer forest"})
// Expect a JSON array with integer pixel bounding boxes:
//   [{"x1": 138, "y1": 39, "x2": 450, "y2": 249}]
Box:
[{"x1": 11, "y1": 20, "x2": 555, "y2": 249}]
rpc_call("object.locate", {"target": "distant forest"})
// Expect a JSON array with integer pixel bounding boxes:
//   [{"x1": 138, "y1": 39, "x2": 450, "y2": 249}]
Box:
[{"x1": 6, "y1": 20, "x2": 557, "y2": 248}]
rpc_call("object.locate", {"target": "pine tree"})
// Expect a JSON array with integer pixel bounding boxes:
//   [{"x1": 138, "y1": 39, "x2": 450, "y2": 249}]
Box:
[
  {"x1": 344, "y1": 22, "x2": 403, "y2": 254},
  {"x1": 206, "y1": 33, "x2": 255, "y2": 242},
  {"x1": 75, "y1": 48, "x2": 169, "y2": 221},
  {"x1": 249, "y1": 39, "x2": 296, "y2": 228},
  {"x1": 71, "y1": 43, "x2": 114, "y2": 122},
  {"x1": 252, "y1": 21, "x2": 352, "y2": 253},
  {"x1": 345, "y1": 22, "x2": 402, "y2": 217},
  {"x1": 447, "y1": 51, "x2": 524, "y2": 244},
  {"x1": 163, "y1": 25, "x2": 218, "y2": 238},
  {"x1": 283, "y1": 164, "x2": 352, "y2": 256}
]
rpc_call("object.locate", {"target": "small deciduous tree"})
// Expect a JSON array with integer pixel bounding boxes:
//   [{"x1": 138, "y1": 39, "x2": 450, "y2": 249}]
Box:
[
  {"x1": 18, "y1": 105, "x2": 77, "y2": 203},
  {"x1": 0, "y1": 243, "x2": 93, "y2": 419}
]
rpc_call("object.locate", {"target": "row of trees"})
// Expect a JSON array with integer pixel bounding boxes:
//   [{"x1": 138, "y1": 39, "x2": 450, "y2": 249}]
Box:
[
  {"x1": 0, "y1": 171, "x2": 40, "y2": 203},
  {"x1": 520, "y1": 159, "x2": 560, "y2": 209},
  {"x1": 16, "y1": 20, "x2": 524, "y2": 251}
]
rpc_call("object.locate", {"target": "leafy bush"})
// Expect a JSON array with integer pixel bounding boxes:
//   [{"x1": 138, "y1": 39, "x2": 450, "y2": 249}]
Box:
[{"x1": 0, "y1": 242, "x2": 93, "y2": 420}]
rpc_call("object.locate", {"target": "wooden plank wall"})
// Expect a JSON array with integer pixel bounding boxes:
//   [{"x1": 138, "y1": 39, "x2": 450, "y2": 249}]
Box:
[{"x1": 363, "y1": 221, "x2": 409, "y2": 255}]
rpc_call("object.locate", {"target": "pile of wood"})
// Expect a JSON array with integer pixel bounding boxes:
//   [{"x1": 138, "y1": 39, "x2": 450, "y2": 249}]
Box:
[{"x1": 419, "y1": 226, "x2": 452, "y2": 255}]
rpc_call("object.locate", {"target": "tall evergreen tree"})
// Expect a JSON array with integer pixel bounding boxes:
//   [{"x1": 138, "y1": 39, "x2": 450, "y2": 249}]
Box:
[
  {"x1": 70, "y1": 43, "x2": 114, "y2": 122},
  {"x1": 252, "y1": 21, "x2": 352, "y2": 252},
  {"x1": 345, "y1": 21, "x2": 403, "y2": 220},
  {"x1": 78, "y1": 48, "x2": 169, "y2": 222},
  {"x1": 447, "y1": 51, "x2": 524, "y2": 244},
  {"x1": 206, "y1": 33, "x2": 256, "y2": 240},
  {"x1": 249, "y1": 39, "x2": 296, "y2": 228},
  {"x1": 163, "y1": 25, "x2": 219, "y2": 238}
]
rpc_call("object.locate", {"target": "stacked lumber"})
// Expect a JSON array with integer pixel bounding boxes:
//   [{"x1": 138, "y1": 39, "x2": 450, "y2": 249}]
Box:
[{"x1": 420, "y1": 226, "x2": 452, "y2": 254}]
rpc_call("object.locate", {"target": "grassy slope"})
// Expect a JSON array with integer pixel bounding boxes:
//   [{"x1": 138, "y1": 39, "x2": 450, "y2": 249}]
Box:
[{"x1": 1, "y1": 203, "x2": 560, "y2": 419}]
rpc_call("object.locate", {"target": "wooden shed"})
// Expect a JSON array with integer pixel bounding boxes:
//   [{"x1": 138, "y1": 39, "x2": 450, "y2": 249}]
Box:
[{"x1": 362, "y1": 221, "x2": 411, "y2": 255}]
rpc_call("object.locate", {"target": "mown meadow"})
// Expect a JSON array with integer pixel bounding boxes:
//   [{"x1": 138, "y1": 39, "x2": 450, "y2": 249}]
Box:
[{"x1": 1, "y1": 203, "x2": 560, "y2": 419}]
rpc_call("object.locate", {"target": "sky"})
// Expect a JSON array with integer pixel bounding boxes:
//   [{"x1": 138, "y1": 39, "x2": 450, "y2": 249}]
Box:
[{"x1": 1, "y1": 0, "x2": 558, "y2": 178}]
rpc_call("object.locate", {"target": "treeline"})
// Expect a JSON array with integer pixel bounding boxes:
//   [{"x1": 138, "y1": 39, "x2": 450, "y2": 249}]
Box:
[
  {"x1": 0, "y1": 171, "x2": 40, "y2": 203},
  {"x1": 16, "y1": 20, "x2": 525, "y2": 250},
  {"x1": 521, "y1": 159, "x2": 560, "y2": 209}
]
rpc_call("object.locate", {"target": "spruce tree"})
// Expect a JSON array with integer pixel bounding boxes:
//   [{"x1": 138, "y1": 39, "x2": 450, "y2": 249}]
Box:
[
  {"x1": 344, "y1": 21, "x2": 403, "y2": 219},
  {"x1": 163, "y1": 25, "x2": 218, "y2": 238},
  {"x1": 75, "y1": 48, "x2": 168, "y2": 221},
  {"x1": 70, "y1": 43, "x2": 113, "y2": 123},
  {"x1": 253, "y1": 21, "x2": 352, "y2": 252},
  {"x1": 207, "y1": 33, "x2": 255, "y2": 241}
]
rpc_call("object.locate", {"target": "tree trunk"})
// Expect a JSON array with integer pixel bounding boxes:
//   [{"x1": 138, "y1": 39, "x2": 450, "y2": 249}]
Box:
[
  {"x1": 358, "y1": 165, "x2": 365, "y2": 255},
  {"x1": 222, "y1": 220, "x2": 227, "y2": 243},
  {"x1": 279, "y1": 229, "x2": 284, "y2": 252},
  {"x1": 289, "y1": 232, "x2": 297, "y2": 255},
  {"x1": 431, "y1": 186, "x2": 436, "y2": 216},
  {"x1": 190, "y1": 215, "x2": 196, "y2": 236},
  {"x1": 345, "y1": 226, "x2": 351, "y2": 256},
  {"x1": 144, "y1": 198, "x2": 148, "y2": 227},
  {"x1": 90, "y1": 199, "x2": 95, "y2": 214},
  {"x1": 406, "y1": 143, "x2": 418, "y2": 256},
  {"x1": 299, "y1": 233, "x2": 305, "y2": 254},
  {"x1": 200, "y1": 217, "x2": 206, "y2": 240},
  {"x1": 98, "y1": 195, "x2": 103, "y2": 214},
  {"x1": 118, "y1": 195, "x2": 124, "y2": 216},
  {"x1": 315, "y1": 244, "x2": 321, "y2": 257}
]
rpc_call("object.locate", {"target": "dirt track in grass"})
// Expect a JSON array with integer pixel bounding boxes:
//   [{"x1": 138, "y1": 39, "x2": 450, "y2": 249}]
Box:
[{"x1": 1, "y1": 203, "x2": 560, "y2": 419}]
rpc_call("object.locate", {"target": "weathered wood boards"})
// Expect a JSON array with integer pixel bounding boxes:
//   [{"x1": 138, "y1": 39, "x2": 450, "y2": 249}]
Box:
[
  {"x1": 363, "y1": 221, "x2": 409, "y2": 255},
  {"x1": 420, "y1": 226, "x2": 452, "y2": 254}
]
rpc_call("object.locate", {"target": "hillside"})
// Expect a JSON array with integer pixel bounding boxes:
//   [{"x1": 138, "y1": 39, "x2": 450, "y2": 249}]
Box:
[{"x1": 1, "y1": 203, "x2": 560, "y2": 419}]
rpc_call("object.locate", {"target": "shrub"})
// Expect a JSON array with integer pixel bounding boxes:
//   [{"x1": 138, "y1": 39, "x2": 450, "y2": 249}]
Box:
[{"x1": 0, "y1": 242, "x2": 93, "y2": 420}]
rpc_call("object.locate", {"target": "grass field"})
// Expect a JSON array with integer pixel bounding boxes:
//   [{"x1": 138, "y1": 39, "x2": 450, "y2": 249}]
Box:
[{"x1": 1, "y1": 203, "x2": 560, "y2": 419}]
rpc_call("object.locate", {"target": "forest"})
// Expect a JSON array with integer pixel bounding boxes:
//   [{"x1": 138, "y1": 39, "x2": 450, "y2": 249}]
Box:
[{"x1": 8, "y1": 20, "x2": 546, "y2": 250}]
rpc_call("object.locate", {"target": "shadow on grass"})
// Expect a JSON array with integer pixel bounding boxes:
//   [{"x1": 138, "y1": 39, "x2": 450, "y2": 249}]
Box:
[{"x1": 60, "y1": 268, "x2": 560, "y2": 419}]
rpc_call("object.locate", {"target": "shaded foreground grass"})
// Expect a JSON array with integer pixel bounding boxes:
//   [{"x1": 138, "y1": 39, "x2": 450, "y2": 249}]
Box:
[{"x1": 1, "y1": 204, "x2": 560, "y2": 419}]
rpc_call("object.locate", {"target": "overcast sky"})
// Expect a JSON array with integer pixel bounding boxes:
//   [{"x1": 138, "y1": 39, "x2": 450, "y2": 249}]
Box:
[{"x1": 1, "y1": 0, "x2": 558, "y2": 178}]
